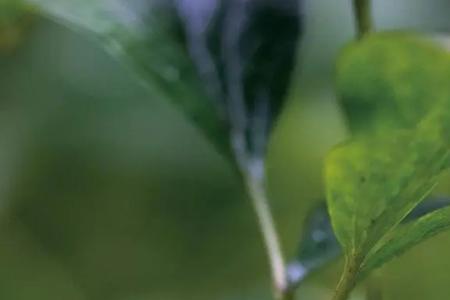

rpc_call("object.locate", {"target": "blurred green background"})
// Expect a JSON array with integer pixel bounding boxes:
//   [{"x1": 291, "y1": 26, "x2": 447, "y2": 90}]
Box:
[{"x1": 1, "y1": 1, "x2": 450, "y2": 299}]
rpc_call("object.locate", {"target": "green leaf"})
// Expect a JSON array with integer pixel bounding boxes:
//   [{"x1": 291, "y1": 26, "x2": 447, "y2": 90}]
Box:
[
  {"x1": 296, "y1": 203, "x2": 341, "y2": 270},
  {"x1": 27, "y1": 0, "x2": 303, "y2": 169},
  {"x1": 326, "y1": 113, "x2": 450, "y2": 266},
  {"x1": 404, "y1": 196, "x2": 450, "y2": 222},
  {"x1": 359, "y1": 205, "x2": 450, "y2": 279},
  {"x1": 337, "y1": 32, "x2": 450, "y2": 135},
  {"x1": 331, "y1": 32, "x2": 450, "y2": 297},
  {"x1": 286, "y1": 196, "x2": 450, "y2": 289},
  {"x1": 326, "y1": 112, "x2": 450, "y2": 299},
  {"x1": 286, "y1": 203, "x2": 341, "y2": 288},
  {"x1": 26, "y1": 0, "x2": 232, "y2": 157}
]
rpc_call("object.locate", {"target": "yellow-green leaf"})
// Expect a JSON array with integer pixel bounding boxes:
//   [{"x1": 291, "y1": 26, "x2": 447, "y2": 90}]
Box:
[
  {"x1": 359, "y1": 205, "x2": 450, "y2": 279},
  {"x1": 336, "y1": 32, "x2": 450, "y2": 135},
  {"x1": 326, "y1": 112, "x2": 450, "y2": 262}
]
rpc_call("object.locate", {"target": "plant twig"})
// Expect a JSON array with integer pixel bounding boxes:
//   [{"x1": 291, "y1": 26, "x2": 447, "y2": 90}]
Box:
[
  {"x1": 332, "y1": 258, "x2": 360, "y2": 300},
  {"x1": 245, "y1": 164, "x2": 288, "y2": 300},
  {"x1": 230, "y1": 106, "x2": 289, "y2": 299},
  {"x1": 352, "y1": 0, "x2": 373, "y2": 39}
]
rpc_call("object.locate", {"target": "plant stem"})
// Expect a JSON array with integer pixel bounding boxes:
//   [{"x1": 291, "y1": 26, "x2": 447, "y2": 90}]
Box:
[
  {"x1": 246, "y1": 170, "x2": 288, "y2": 300},
  {"x1": 352, "y1": 0, "x2": 373, "y2": 39},
  {"x1": 332, "y1": 259, "x2": 359, "y2": 300},
  {"x1": 231, "y1": 131, "x2": 290, "y2": 299}
]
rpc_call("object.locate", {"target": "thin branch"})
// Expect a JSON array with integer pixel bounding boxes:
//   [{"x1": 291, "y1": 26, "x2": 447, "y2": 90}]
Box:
[
  {"x1": 244, "y1": 159, "x2": 288, "y2": 299},
  {"x1": 332, "y1": 257, "x2": 361, "y2": 300},
  {"x1": 229, "y1": 95, "x2": 289, "y2": 299},
  {"x1": 352, "y1": 0, "x2": 373, "y2": 39}
]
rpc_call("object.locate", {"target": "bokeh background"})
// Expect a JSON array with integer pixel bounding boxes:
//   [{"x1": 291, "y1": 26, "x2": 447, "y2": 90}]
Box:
[{"x1": 1, "y1": 0, "x2": 450, "y2": 299}]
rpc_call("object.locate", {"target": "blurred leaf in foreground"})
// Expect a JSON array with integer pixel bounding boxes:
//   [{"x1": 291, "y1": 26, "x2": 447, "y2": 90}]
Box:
[
  {"x1": 286, "y1": 203, "x2": 340, "y2": 289},
  {"x1": 176, "y1": 0, "x2": 302, "y2": 163},
  {"x1": 27, "y1": 0, "x2": 303, "y2": 170},
  {"x1": 27, "y1": 0, "x2": 232, "y2": 157}
]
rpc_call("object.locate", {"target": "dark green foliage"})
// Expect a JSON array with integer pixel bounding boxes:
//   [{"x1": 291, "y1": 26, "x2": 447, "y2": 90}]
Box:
[
  {"x1": 28, "y1": 0, "x2": 232, "y2": 157},
  {"x1": 176, "y1": 0, "x2": 302, "y2": 159},
  {"x1": 295, "y1": 203, "x2": 340, "y2": 271},
  {"x1": 286, "y1": 203, "x2": 340, "y2": 289},
  {"x1": 28, "y1": 0, "x2": 303, "y2": 169}
]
